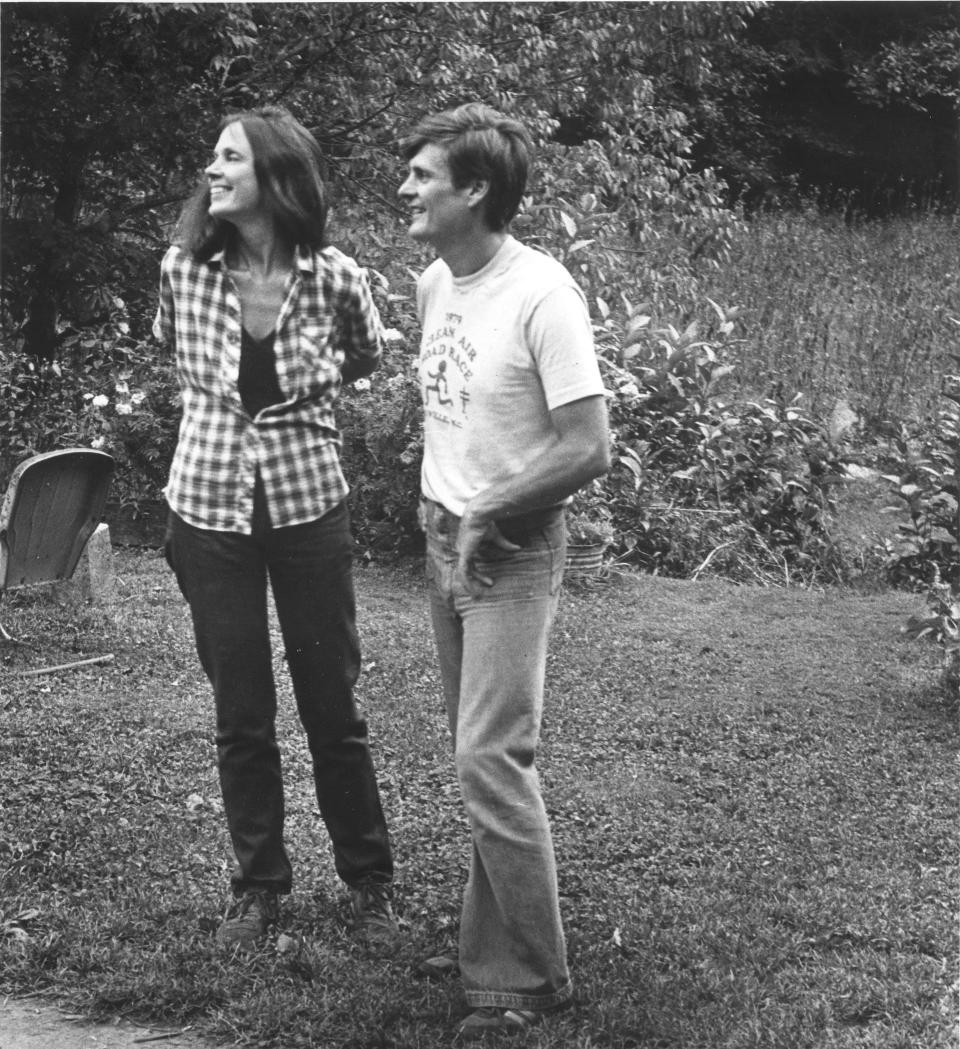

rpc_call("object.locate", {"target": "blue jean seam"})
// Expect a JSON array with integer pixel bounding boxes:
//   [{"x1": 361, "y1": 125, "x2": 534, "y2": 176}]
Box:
[{"x1": 463, "y1": 978, "x2": 574, "y2": 1011}]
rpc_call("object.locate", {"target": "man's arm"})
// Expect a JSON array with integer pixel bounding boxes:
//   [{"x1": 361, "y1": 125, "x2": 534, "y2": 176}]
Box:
[{"x1": 456, "y1": 393, "x2": 611, "y2": 592}]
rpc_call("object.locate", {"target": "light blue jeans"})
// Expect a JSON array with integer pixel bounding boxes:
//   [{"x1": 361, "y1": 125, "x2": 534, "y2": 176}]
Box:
[{"x1": 422, "y1": 498, "x2": 573, "y2": 1012}]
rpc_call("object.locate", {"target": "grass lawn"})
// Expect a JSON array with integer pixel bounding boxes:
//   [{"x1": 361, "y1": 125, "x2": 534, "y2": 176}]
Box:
[{"x1": 0, "y1": 549, "x2": 957, "y2": 1048}]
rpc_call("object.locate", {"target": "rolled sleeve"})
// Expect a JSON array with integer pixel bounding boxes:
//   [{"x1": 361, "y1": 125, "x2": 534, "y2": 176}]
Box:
[
  {"x1": 153, "y1": 249, "x2": 176, "y2": 349},
  {"x1": 343, "y1": 267, "x2": 384, "y2": 373}
]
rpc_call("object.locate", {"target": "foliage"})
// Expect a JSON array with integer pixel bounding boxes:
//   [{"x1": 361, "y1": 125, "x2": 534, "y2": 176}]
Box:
[
  {"x1": 0, "y1": 1, "x2": 751, "y2": 361},
  {"x1": 705, "y1": 2, "x2": 959, "y2": 206},
  {"x1": 851, "y1": 25, "x2": 960, "y2": 113},
  {"x1": 1, "y1": 0, "x2": 753, "y2": 559},
  {"x1": 0, "y1": 555, "x2": 956, "y2": 1048},
  {"x1": 565, "y1": 481, "x2": 616, "y2": 546},
  {"x1": 0, "y1": 330, "x2": 179, "y2": 506},
  {"x1": 702, "y1": 209, "x2": 960, "y2": 423},
  {"x1": 3, "y1": 204, "x2": 953, "y2": 582},
  {"x1": 2, "y1": 3, "x2": 954, "y2": 577},
  {"x1": 339, "y1": 328, "x2": 423, "y2": 556},
  {"x1": 2, "y1": 1, "x2": 955, "y2": 367},
  {"x1": 1, "y1": 3, "x2": 260, "y2": 357},
  {"x1": 882, "y1": 351, "x2": 960, "y2": 590},
  {"x1": 522, "y1": 152, "x2": 742, "y2": 321},
  {"x1": 903, "y1": 582, "x2": 960, "y2": 709},
  {"x1": 347, "y1": 205, "x2": 955, "y2": 569},
  {"x1": 589, "y1": 297, "x2": 849, "y2": 583},
  {"x1": 887, "y1": 340, "x2": 960, "y2": 704}
]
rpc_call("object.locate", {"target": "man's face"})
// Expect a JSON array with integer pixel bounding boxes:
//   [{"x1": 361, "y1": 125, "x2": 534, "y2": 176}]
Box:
[{"x1": 398, "y1": 143, "x2": 478, "y2": 248}]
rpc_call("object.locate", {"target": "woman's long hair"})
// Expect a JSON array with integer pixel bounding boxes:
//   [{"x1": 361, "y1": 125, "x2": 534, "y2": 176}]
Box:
[{"x1": 177, "y1": 106, "x2": 328, "y2": 259}]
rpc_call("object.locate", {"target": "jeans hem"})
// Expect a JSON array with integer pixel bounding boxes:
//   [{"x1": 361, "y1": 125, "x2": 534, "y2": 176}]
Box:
[{"x1": 463, "y1": 978, "x2": 573, "y2": 1011}]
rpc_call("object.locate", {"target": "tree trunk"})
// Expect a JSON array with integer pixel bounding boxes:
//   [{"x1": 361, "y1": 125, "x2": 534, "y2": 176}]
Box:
[
  {"x1": 954, "y1": 102, "x2": 960, "y2": 205},
  {"x1": 21, "y1": 11, "x2": 97, "y2": 360}
]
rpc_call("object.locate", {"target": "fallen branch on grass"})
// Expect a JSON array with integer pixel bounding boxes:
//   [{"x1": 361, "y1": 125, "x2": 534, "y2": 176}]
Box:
[{"x1": 18, "y1": 654, "x2": 114, "y2": 677}]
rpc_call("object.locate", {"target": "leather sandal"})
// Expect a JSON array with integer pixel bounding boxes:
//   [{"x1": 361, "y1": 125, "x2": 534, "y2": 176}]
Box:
[{"x1": 458, "y1": 1007, "x2": 542, "y2": 1039}]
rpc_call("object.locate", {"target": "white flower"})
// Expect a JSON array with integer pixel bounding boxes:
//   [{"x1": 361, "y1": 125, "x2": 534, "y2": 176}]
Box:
[
  {"x1": 115, "y1": 402, "x2": 132, "y2": 415},
  {"x1": 618, "y1": 382, "x2": 641, "y2": 399},
  {"x1": 353, "y1": 378, "x2": 371, "y2": 392},
  {"x1": 130, "y1": 391, "x2": 146, "y2": 405},
  {"x1": 382, "y1": 328, "x2": 404, "y2": 343},
  {"x1": 91, "y1": 436, "x2": 106, "y2": 450},
  {"x1": 114, "y1": 380, "x2": 129, "y2": 396},
  {"x1": 92, "y1": 394, "x2": 109, "y2": 408}
]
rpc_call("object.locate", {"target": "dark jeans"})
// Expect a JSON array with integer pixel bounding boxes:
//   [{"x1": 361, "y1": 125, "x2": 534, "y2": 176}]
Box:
[{"x1": 164, "y1": 492, "x2": 393, "y2": 896}]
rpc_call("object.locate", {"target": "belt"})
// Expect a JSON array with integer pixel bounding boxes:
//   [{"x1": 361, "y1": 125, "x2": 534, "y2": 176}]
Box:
[{"x1": 421, "y1": 498, "x2": 563, "y2": 545}]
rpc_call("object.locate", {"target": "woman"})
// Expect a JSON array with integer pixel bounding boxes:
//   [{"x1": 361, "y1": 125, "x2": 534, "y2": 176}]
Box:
[{"x1": 154, "y1": 106, "x2": 396, "y2": 950}]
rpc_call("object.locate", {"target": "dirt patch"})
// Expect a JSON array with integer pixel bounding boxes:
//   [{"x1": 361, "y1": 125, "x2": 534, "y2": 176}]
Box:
[
  {"x1": 0, "y1": 997, "x2": 211, "y2": 1049},
  {"x1": 831, "y1": 470, "x2": 903, "y2": 547}
]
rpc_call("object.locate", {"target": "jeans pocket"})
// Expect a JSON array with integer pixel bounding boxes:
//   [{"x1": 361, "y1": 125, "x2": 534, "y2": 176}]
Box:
[{"x1": 495, "y1": 520, "x2": 531, "y2": 548}]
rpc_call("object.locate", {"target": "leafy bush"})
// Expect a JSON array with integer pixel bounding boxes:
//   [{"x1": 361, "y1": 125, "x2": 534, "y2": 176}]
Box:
[
  {"x1": 0, "y1": 286, "x2": 854, "y2": 586},
  {"x1": 0, "y1": 324, "x2": 179, "y2": 508},
  {"x1": 520, "y1": 140, "x2": 743, "y2": 319},
  {"x1": 887, "y1": 338, "x2": 960, "y2": 703},
  {"x1": 565, "y1": 481, "x2": 616, "y2": 546},
  {"x1": 593, "y1": 297, "x2": 850, "y2": 583},
  {"x1": 339, "y1": 329, "x2": 424, "y2": 557},
  {"x1": 882, "y1": 350, "x2": 960, "y2": 590},
  {"x1": 903, "y1": 582, "x2": 960, "y2": 707}
]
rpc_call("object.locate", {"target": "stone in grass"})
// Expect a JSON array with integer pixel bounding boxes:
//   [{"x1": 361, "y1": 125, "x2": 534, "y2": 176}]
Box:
[{"x1": 51, "y1": 522, "x2": 116, "y2": 604}]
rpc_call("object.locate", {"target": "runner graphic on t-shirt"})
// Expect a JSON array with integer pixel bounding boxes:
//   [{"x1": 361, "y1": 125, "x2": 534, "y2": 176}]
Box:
[{"x1": 425, "y1": 358, "x2": 454, "y2": 407}]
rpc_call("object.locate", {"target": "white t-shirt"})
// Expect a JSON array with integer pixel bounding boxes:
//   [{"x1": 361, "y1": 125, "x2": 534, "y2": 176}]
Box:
[{"x1": 415, "y1": 236, "x2": 605, "y2": 515}]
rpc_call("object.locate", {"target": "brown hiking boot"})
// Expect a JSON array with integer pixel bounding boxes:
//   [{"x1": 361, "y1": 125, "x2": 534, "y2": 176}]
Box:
[
  {"x1": 349, "y1": 881, "x2": 399, "y2": 946},
  {"x1": 215, "y1": 889, "x2": 279, "y2": 949}
]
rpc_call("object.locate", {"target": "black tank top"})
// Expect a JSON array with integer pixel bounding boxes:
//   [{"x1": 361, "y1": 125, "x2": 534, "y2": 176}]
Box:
[{"x1": 238, "y1": 328, "x2": 284, "y2": 417}]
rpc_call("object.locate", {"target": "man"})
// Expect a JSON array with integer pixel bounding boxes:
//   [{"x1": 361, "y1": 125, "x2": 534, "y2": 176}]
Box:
[{"x1": 398, "y1": 103, "x2": 610, "y2": 1039}]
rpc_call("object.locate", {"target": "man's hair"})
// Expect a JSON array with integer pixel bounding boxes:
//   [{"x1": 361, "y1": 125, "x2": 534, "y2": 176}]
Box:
[
  {"x1": 401, "y1": 103, "x2": 533, "y2": 231},
  {"x1": 178, "y1": 106, "x2": 328, "y2": 259}
]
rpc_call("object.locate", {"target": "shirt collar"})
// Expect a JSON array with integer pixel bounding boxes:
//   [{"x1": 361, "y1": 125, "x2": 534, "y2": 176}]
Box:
[
  {"x1": 294, "y1": 246, "x2": 314, "y2": 273},
  {"x1": 207, "y1": 246, "x2": 315, "y2": 273}
]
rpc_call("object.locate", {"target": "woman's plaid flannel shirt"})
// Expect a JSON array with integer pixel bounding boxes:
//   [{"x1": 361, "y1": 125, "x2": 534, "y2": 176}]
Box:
[{"x1": 154, "y1": 244, "x2": 383, "y2": 533}]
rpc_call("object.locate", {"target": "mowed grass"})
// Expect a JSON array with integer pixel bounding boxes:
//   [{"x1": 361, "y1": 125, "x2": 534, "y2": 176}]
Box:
[{"x1": 0, "y1": 550, "x2": 957, "y2": 1048}]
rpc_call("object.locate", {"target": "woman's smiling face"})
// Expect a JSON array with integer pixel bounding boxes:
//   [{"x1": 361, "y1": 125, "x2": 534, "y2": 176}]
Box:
[{"x1": 205, "y1": 121, "x2": 261, "y2": 223}]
